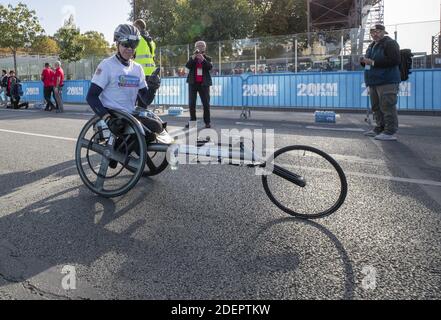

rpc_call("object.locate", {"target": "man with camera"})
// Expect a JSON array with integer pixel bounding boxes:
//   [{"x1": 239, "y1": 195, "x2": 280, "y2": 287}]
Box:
[
  {"x1": 361, "y1": 24, "x2": 401, "y2": 141},
  {"x1": 185, "y1": 41, "x2": 213, "y2": 129}
]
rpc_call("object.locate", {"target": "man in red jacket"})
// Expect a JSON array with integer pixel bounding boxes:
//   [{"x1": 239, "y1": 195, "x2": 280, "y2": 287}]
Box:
[
  {"x1": 41, "y1": 63, "x2": 56, "y2": 111},
  {"x1": 53, "y1": 61, "x2": 65, "y2": 113}
]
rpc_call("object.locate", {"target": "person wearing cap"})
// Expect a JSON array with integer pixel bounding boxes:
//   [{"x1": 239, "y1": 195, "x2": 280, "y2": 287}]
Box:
[
  {"x1": 133, "y1": 19, "x2": 157, "y2": 109},
  {"x1": 185, "y1": 40, "x2": 213, "y2": 129},
  {"x1": 361, "y1": 24, "x2": 401, "y2": 141}
]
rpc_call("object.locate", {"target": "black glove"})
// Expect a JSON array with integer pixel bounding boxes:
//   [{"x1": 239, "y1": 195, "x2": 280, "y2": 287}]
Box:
[{"x1": 147, "y1": 74, "x2": 160, "y2": 90}]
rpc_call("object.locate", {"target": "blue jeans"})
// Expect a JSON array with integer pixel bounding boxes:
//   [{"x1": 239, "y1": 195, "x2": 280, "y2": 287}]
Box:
[{"x1": 0, "y1": 87, "x2": 7, "y2": 105}]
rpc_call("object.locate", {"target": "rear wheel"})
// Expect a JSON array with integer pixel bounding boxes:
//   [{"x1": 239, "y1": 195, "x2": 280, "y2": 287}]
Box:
[{"x1": 75, "y1": 115, "x2": 147, "y2": 198}]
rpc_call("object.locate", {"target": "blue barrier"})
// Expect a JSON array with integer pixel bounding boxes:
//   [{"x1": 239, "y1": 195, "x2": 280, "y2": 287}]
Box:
[
  {"x1": 21, "y1": 81, "x2": 44, "y2": 103},
  {"x1": 63, "y1": 80, "x2": 91, "y2": 104},
  {"x1": 21, "y1": 69, "x2": 441, "y2": 111}
]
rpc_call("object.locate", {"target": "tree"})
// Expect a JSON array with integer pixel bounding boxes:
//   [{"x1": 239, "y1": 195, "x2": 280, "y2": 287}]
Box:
[
  {"x1": 54, "y1": 15, "x2": 85, "y2": 62},
  {"x1": 78, "y1": 31, "x2": 110, "y2": 57},
  {"x1": 177, "y1": 0, "x2": 254, "y2": 44},
  {"x1": 251, "y1": 0, "x2": 307, "y2": 37},
  {"x1": 131, "y1": 0, "x2": 254, "y2": 45},
  {"x1": 130, "y1": 0, "x2": 179, "y2": 46},
  {"x1": 30, "y1": 35, "x2": 59, "y2": 55},
  {"x1": 0, "y1": 3, "x2": 44, "y2": 75}
]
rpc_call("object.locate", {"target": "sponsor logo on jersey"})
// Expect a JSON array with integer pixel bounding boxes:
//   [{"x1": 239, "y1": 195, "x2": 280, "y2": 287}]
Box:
[{"x1": 118, "y1": 75, "x2": 140, "y2": 88}]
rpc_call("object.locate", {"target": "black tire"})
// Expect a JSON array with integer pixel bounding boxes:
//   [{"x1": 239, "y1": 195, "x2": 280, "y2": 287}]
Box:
[
  {"x1": 75, "y1": 113, "x2": 147, "y2": 198},
  {"x1": 144, "y1": 148, "x2": 169, "y2": 176},
  {"x1": 125, "y1": 135, "x2": 169, "y2": 177},
  {"x1": 262, "y1": 145, "x2": 347, "y2": 219}
]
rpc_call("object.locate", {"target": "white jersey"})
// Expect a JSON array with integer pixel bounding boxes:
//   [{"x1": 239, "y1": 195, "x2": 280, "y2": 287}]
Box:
[{"x1": 91, "y1": 55, "x2": 147, "y2": 113}]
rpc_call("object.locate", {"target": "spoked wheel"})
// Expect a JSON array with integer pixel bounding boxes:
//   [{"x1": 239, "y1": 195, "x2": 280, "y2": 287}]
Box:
[
  {"x1": 262, "y1": 145, "x2": 347, "y2": 219},
  {"x1": 75, "y1": 114, "x2": 147, "y2": 198}
]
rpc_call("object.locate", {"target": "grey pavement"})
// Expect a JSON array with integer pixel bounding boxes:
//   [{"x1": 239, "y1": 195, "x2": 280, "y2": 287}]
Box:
[{"x1": 0, "y1": 105, "x2": 440, "y2": 300}]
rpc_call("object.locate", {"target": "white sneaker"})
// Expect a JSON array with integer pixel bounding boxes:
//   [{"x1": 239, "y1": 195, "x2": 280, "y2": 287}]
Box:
[
  {"x1": 375, "y1": 133, "x2": 397, "y2": 141},
  {"x1": 363, "y1": 130, "x2": 379, "y2": 137}
]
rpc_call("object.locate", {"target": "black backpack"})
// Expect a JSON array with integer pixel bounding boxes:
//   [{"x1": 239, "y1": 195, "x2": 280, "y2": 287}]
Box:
[
  {"x1": 1, "y1": 75, "x2": 8, "y2": 88},
  {"x1": 15, "y1": 82, "x2": 24, "y2": 96},
  {"x1": 399, "y1": 49, "x2": 413, "y2": 82}
]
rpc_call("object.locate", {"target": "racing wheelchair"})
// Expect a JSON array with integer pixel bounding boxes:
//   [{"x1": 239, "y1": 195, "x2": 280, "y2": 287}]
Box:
[{"x1": 75, "y1": 109, "x2": 348, "y2": 219}]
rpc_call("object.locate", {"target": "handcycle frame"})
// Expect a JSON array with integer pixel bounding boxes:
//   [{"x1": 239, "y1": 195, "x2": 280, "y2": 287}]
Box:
[{"x1": 75, "y1": 109, "x2": 347, "y2": 219}]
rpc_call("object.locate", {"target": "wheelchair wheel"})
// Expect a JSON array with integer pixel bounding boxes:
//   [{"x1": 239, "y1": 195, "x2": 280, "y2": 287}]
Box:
[
  {"x1": 75, "y1": 114, "x2": 147, "y2": 198},
  {"x1": 124, "y1": 134, "x2": 169, "y2": 177},
  {"x1": 262, "y1": 145, "x2": 347, "y2": 219},
  {"x1": 144, "y1": 142, "x2": 169, "y2": 176}
]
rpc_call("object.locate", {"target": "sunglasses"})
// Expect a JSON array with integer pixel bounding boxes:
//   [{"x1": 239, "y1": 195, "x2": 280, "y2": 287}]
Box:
[{"x1": 119, "y1": 40, "x2": 139, "y2": 49}]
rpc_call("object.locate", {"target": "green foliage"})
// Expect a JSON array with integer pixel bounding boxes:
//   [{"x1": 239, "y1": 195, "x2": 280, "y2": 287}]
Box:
[
  {"x1": 79, "y1": 31, "x2": 111, "y2": 57},
  {"x1": 54, "y1": 15, "x2": 85, "y2": 62},
  {"x1": 0, "y1": 3, "x2": 43, "y2": 51},
  {"x1": 251, "y1": 0, "x2": 307, "y2": 37},
  {"x1": 30, "y1": 35, "x2": 59, "y2": 55},
  {"x1": 0, "y1": 3, "x2": 44, "y2": 72},
  {"x1": 130, "y1": 0, "x2": 306, "y2": 46}
]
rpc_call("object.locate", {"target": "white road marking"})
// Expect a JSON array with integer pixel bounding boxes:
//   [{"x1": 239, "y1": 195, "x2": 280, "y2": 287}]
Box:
[
  {"x1": 0, "y1": 126, "x2": 186, "y2": 143},
  {"x1": 1, "y1": 127, "x2": 440, "y2": 188},
  {"x1": 0, "y1": 128, "x2": 77, "y2": 142},
  {"x1": 235, "y1": 122, "x2": 263, "y2": 127},
  {"x1": 347, "y1": 171, "x2": 441, "y2": 187},
  {"x1": 306, "y1": 126, "x2": 365, "y2": 132}
]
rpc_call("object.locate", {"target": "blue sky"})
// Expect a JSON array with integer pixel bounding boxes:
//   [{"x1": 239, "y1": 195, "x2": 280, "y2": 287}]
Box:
[
  {"x1": 2, "y1": 0, "x2": 132, "y2": 44},
  {"x1": 2, "y1": 0, "x2": 440, "y2": 52}
]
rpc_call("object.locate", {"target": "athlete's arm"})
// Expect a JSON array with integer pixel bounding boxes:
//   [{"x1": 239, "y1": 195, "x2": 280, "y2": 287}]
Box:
[
  {"x1": 137, "y1": 68, "x2": 160, "y2": 108},
  {"x1": 137, "y1": 86, "x2": 156, "y2": 108},
  {"x1": 86, "y1": 83, "x2": 108, "y2": 117}
]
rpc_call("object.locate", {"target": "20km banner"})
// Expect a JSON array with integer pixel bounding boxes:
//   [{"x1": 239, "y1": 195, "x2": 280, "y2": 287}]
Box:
[{"x1": 21, "y1": 69, "x2": 441, "y2": 111}]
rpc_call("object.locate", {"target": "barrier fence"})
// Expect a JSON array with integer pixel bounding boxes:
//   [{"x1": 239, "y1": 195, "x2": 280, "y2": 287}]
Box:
[{"x1": 21, "y1": 69, "x2": 441, "y2": 111}]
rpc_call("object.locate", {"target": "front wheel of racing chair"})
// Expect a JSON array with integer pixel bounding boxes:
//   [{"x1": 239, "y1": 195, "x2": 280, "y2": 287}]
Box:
[{"x1": 75, "y1": 110, "x2": 147, "y2": 198}]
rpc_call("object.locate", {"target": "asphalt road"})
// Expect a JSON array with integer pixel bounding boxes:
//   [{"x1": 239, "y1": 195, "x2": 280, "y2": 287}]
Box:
[{"x1": 0, "y1": 105, "x2": 440, "y2": 300}]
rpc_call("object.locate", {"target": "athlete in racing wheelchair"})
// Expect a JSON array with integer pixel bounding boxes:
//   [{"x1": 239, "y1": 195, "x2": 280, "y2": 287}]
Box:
[
  {"x1": 76, "y1": 23, "x2": 348, "y2": 220},
  {"x1": 86, "y1": 24, "x2": 163, "y2": 142}
]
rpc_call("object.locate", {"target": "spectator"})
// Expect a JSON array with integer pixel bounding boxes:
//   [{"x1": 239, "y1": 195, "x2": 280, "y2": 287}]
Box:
[
  {"x1": 185, "y1": 41, "x2": 213, "y2": 129},
  {"x1": 6, "y1": 70, "x2": 29, "y2": 109},
  {"x1": 41, "y1": 63, "x2": 56, "y2": 111},
  {"x1": 53, "y1": 61, "x2": 65, "y2": 113},
  {"x1": 361, "y1": 24, "x2": 401, "y2": 141},
  {"x1": 134, "y1": 19, "x2": 157, "y2": 109},
  {"x1": 0, "y1": 70, "x2": 8, "y2": 107}
]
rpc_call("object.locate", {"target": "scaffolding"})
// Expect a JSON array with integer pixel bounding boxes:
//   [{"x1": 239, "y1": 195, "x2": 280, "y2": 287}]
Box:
[
  {"x1": 307, "y1": 0, "x2": 384, "y2": 56},
  {"x1": 433, "y1": 33, "x2": 440, "y2": 55},
  {"x1": 306, "y1": 0, "x2": 383, "y2": 32}
]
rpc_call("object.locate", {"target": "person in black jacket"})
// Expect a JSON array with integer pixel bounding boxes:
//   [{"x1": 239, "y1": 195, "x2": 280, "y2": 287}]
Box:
[
  {"x1": 361, "y1": 24, "x2": 401, "y2": 141},
  {"x1": 6, "y1": 71, "x2": 28, "y2": 109},
  {"x1": 1, "y1": 70, "x2": 8, "y2": 107},
  {"x1": 185, "y1": 41, "x2": 213, "y2": 128}
]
